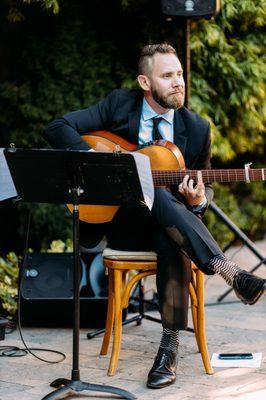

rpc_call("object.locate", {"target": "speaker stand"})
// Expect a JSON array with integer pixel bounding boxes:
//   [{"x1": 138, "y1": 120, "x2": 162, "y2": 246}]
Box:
[{"x1": 87, "y1": 279, "x2": 161, "y2": 339}]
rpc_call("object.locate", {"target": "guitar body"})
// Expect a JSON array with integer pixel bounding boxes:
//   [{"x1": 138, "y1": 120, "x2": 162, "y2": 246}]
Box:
[{"x1": 67, "y1": 131, "x2": 185, "y2": 223}]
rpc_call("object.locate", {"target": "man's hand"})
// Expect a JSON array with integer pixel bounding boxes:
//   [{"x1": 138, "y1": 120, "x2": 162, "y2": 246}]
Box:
[{"x1": 178, "y1": 170, "x2": 206, "y2": 206}]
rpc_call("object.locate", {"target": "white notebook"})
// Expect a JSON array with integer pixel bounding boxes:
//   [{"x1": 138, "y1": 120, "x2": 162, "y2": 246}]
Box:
[{"x1": 0, "y1": 148, "x2": 18, "y2": 201}]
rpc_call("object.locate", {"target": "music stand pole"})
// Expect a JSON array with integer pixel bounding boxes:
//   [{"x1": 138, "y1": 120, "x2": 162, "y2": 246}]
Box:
[
  {"x1": 72, "y1": 187, "x2": 82, "y2": 382},
  {"x1": 42, "y1": 187, "x2": 135, "y2": 399}
]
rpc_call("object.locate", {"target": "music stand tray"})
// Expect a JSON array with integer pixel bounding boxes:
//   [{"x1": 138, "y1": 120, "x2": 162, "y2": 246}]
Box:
[{"x1": 5, "y1": 148, "x2": 142, "y2": 400}]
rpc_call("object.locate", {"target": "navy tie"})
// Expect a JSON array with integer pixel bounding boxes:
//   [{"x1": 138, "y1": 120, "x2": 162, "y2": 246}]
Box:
[{"x1": 152, "y1": 117, "x2": 164, "y2": 141}]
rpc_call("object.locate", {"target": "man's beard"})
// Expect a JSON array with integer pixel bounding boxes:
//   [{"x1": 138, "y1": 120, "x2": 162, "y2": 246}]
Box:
[{"x1": 151, "y1": 87, "x2": 185, "y2": 109}]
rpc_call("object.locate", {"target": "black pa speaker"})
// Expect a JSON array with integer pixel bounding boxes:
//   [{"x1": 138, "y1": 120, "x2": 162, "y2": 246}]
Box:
[
  {"x1": 161, "y1": 0, "x2": 221, "y2": 18},
  {"x1": 21, "y1": 253, "x2": 76, "y2": 300},
  {"x1": 19, "y1": 253, "x2": 109, "y2": 328}
]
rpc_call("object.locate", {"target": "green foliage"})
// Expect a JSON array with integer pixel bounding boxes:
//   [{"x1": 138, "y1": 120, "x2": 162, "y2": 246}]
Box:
[
  {"x1": 190, "y1": 0, "x2": 266, "y2": 160},
  {"x1": 7, "y1": 0, "x2": 60, "y2": 23},
  {"x1": 1, "y1": 2, "x2": 123, "y2": 250},
  {"x1": 0, "y1": 0, "x2": 265, "y2": 252},
  {"x1": 43, "y1": 239, "x2": 73, "y2": 253},
  {"x1": 22, "y1": 0, "x2": 60, "y2": 14},
  {"x1": 0, "y1": 253, "x2": 19, "y2": 316},
  {"x1": 188, "y1": 1, "x2": 266, "y2": 244}
]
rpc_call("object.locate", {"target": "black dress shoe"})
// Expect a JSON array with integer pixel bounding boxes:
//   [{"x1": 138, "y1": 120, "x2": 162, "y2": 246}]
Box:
[
  {"x1": 233, "y1": 270, "x2": 266, "y2": 305},
  {"x1": 147, "y1": 348, "x2": 177, "y2": 389}
]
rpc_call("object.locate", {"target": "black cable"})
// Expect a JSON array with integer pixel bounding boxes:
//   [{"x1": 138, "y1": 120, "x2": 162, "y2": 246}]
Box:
[
  {"x1": 0, "y1": 344, "x2": 66, "y2": 361},
  {"x1": 0, "y1": 346, "x2": 27, "y2": 357},
  {"x1": 4, "y1": 208, "x2": 66, "y2": 363}
]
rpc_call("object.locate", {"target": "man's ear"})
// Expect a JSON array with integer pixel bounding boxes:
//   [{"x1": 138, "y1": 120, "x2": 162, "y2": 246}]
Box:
[{"x1": 137, "y1": 74, "x2": 151, "y2": 91}]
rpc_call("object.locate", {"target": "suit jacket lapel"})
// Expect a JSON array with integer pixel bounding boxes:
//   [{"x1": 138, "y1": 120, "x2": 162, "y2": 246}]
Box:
[
  {"x1": 173, "y1": 110, "x2": 187, "y2": 156},
  {"x1": 128, "y1": 96, "x2": 188, "y2": 151},
  {"x1": 128, "y1": 99, "x2": 143, "y2": 144}
]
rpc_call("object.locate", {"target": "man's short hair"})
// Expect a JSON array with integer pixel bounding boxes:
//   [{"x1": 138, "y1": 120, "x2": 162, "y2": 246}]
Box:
[{"x1": 138, "y1": 43, "x2": 177, "y2": 76}]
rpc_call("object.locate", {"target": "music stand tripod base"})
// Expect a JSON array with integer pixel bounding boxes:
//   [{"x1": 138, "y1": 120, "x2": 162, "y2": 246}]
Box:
[{"x1": 42, "y1": 378, "x2": 136, "y2": 400}]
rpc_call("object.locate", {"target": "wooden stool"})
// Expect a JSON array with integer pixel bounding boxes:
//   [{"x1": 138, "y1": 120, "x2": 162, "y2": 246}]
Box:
[{"x1": 100, "y1": 247, "x2": 214, "y2": 376}]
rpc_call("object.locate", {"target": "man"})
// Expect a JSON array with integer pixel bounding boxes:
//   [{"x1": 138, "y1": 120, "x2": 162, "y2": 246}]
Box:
[{"x1": 44, "y1": 43, "x2": 265, "y2": 389}]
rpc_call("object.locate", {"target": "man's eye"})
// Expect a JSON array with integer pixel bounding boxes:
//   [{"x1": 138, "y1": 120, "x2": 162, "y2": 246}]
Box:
[{"x1": 163, "y1": 74, "x2": 171, "y2": 78}]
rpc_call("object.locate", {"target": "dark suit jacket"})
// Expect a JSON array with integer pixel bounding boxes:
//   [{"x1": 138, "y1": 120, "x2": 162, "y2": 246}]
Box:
[{"x1": 44, "y1": 88, "x2": 213, "y2": 204}]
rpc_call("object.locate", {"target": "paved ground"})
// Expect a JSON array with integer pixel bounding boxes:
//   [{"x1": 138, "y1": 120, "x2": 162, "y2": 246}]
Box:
[{"x1": 0, "y1": 241, "x2": 265, "y2": 400}]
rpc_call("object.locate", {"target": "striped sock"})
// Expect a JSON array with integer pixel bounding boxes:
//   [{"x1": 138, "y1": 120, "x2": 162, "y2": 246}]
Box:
[
  {"x1": 159, "y1": 328, "x2": 179, "y2": 354},
  {"x1": 208, "y1": 255, "x2": 241, "y2": 286}
]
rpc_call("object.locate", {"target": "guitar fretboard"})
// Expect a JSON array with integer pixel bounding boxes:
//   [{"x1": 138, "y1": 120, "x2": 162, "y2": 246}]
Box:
[{"x1": 152, "y1": 169, "x2": 266, "y2": 185}]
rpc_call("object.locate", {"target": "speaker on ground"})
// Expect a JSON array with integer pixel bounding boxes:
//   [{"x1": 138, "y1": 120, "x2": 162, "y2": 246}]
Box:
[{"x1": 19, "y1": 252, "x2": 109, "y2": 328}]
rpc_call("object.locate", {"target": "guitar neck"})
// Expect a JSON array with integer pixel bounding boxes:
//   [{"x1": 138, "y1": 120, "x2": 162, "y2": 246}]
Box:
[{"x1": 152, "y1": 168, "x2": 266, "y2": 185}]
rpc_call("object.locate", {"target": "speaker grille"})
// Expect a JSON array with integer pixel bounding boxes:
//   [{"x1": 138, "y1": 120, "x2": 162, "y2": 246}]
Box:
[
  {"x1": 21, "y1": 253, "x2": 76, "y2": 300},
  {"x1": 162, "y1": 0, "x2": 220, "y2": 17}
]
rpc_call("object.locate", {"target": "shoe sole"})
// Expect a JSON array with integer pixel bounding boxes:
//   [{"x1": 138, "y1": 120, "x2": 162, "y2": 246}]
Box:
[
  {"x1": 146, "y1": 379, "x2": 176, "y2": 389},
  {"x1": 248, "y1": 282, "x2": 266, "y2": 305},
  {"x1": 237, "y1": 281, "x2": 266, "y2": 305}
]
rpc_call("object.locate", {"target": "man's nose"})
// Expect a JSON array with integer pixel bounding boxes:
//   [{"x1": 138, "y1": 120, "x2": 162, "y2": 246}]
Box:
[{"x1": 172, "y1": 75, "x2": 184, "y2": 87}]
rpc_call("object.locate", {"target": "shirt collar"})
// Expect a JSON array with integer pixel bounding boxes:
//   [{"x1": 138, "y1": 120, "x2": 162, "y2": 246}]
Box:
[{"x1": 142, "y1": 97, "x2": 174, "y2": 124}]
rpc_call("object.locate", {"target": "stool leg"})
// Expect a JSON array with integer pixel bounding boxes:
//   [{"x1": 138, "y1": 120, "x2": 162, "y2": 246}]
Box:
[
  {"x1": 196, "y1": 269, "x2": 214, "y2": 375},
  {"x1": 190, "y1": 273, "x2": 200, "y2": 352},
  {"x1": 100, "y1": 269, "x2": 115, "y2": 356},
  {"x1": 191, "y1": 301, "x2": 200, "y2": 352},
  {"x1": 108, "y1": 269, "x2": 123, "y2": 376}
]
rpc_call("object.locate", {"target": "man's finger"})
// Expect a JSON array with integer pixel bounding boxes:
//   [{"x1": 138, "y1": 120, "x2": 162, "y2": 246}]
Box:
[
  {"x1": 188, "y1": 179, "x2": 194, "y2": 191},
  {"x1": 182, "y1": 174, "x2": 189, "y2": 188},
  {"x1": 197, "y1": 170, "x2": 203, "y2": 186},
  {"x1": 178, "y1": 183, "x2": 184, "y2": 193}
]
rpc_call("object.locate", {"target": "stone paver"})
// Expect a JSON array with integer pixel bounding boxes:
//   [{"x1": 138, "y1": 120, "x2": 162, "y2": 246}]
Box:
[{"x1": 0, "y1": 241, "x2": 265, "y2": 399}]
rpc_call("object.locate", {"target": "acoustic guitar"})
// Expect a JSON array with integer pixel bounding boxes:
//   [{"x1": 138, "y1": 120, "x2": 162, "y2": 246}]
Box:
[{"x1": 67, "y1": 131, "x2": 265, "y2": 223}]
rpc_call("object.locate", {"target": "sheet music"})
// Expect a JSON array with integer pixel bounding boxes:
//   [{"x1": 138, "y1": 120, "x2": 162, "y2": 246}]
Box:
[
  {"x1": 0, "y1": 149, "x2": 18, "y2": 201},
  {"x1": 131, "y1": 152, "x2": 154, "y2": 210}
]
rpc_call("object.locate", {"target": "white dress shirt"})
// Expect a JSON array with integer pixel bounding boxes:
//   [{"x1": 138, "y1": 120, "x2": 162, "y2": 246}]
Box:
[{"x1": 138, "y1": 98, "x2": 174, "y2": 145}]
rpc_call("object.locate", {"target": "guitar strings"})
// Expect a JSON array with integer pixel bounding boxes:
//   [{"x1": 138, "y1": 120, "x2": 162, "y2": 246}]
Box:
[{"x1": 151, "y1": 168, "x2": 265, "y2": 183}]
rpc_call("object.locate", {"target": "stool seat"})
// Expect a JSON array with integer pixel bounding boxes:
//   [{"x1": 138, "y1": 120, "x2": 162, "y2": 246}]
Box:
[
  {"x1": 103, "y1": 247, "x2": 157, "y2": 261},
  {"x1": 100, "y1": 249, "x2": 214, "y2": 377}
]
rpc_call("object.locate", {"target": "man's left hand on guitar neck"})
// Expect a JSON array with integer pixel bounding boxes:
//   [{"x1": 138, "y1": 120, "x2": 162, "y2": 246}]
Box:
[{"x1": 178, "y1": 170, "x2": 207, "y2": 211}]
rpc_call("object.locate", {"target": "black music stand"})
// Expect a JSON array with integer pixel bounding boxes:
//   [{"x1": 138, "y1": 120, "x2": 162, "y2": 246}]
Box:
[{"x1": 5, "y1": 147, "x2": 143, "y2": 400}]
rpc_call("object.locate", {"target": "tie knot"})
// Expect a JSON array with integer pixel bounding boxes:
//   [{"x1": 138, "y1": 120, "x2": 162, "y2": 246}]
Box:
[{"x1": 152, "y1": 117, "x2": 163, "y2": 127}]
